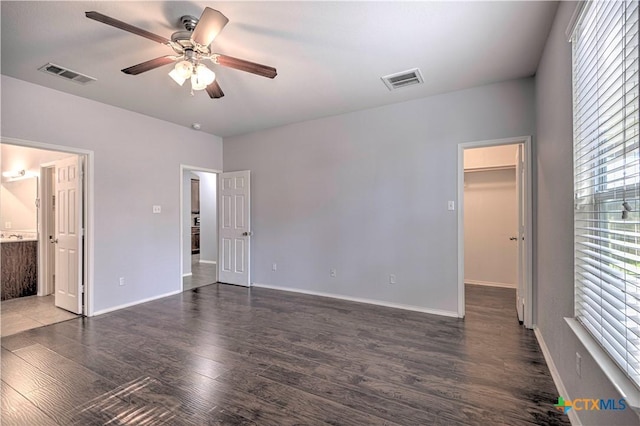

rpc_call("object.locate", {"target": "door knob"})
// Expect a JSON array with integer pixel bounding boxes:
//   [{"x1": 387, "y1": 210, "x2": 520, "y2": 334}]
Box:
[
  {"x1": 49, "y1": 236, "x2": 58, "y2": 244},
  {"x1": 242, "y1": 231, "x2": 252, "y2": 236},
  {"x1": 509, "y1": 237, "x2": 518, "y2": 241}
]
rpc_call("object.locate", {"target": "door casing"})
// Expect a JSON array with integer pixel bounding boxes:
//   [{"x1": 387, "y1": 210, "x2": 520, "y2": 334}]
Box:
[{"x1": 457, "y1": 136, "x2": 533, "y2": 328}]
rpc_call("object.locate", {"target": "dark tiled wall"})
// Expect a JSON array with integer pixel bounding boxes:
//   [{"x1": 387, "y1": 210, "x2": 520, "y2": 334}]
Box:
[{"x1": 1, "y1": 241, "x2": 37, "y2": 301}]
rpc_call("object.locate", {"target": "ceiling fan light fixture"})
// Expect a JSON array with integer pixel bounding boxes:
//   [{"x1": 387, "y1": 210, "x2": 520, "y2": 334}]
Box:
[
  {"x1": 85, "y1": 8, "x2": 275, "y2": 100},
  {"x1": 191, "y1": 74, "x2": 208, "y2": 91},
  {"x1": 168, "y1": 68, "x2": 186, "y2": 86},
  {"x1": 196, "y1": 64, "x2": 216, "y2": 85},
  {"x1": 174, "y1": 60, "x2": 194, "y2": 79},
  {"x1": 190, "y1": 64, "x2": 216, "y2": 91}
]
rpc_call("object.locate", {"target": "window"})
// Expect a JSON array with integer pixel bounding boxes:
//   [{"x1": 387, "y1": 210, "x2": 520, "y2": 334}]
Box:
[{"x1": 573, "y1": 0, "x2": 640, "y2": 389}]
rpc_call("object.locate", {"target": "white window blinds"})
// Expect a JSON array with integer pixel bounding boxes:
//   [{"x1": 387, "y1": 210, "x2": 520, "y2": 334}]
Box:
[{"x1": 573, "y1": 0, "x2": 640, "y2": 388}]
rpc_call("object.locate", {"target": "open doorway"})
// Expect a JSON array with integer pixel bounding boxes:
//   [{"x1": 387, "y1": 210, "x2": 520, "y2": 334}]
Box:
[
  {"x1": 457, "y1": 136, "x2": 532, "y2": 328},
  {"x1": 180, "y1": 166, "x2": 219, "y2": 291},
  {"x1": 1, "y1": 141, "x2": 91, "y2": 336}
]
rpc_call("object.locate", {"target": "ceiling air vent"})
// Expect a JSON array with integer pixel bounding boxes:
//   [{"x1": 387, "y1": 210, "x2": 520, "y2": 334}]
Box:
[
  {"x1": 381, "y1": 68, "x2": 424, "y2": 91},
  {"x1": 38, "y1": 63, "x2": 96, "y2": 85}
]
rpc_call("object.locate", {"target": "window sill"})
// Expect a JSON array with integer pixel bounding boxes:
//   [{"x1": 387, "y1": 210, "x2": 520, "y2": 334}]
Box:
[{"x1": 565, "y1": 318, "x2": 640, "y2": 412}]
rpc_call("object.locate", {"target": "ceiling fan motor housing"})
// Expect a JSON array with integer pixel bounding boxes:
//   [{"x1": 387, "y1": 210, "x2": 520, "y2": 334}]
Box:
[
  {"x1": 171, "y1": 31, "x2": 196, "y2": 53},
  {"x1": 180, "y1": 15, "x2": 199, "y2": 32}
]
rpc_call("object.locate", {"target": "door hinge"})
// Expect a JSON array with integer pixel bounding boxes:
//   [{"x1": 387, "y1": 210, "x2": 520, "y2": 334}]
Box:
[
  {"x1": 52, "y1": 195, "x2": 55, "y2": 209},
  {"x1": 81, "y1": 285, "x2": 85, "y2": 294}
]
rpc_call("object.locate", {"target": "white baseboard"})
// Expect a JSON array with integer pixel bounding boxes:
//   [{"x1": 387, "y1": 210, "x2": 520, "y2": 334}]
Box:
[
  {"x1": 199, "y1": 260, "x2": 217, "y2": 265},
  {"x1": 465, "y1": 279, "x2": 516, "y2": 289},
  {"x1": 251, "y1": 283, "x2": 459, "y2": 318},
  {"x1": 182, "y1": 272, "x2": 192, "y2": 277},
  {"x1": 534, "y1": 327, "x2": 580, "y2": 425},
  {"x1": 92, "y1": 290, "x2": 182, "y2": 317}
]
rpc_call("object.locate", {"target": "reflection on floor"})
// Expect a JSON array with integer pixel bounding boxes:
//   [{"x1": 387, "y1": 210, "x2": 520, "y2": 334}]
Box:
[
  {"x1": 1, "y1": 295, "x2": 79, "y2": 337},
  {"x1": 183, "y1": 255, "x2": 217, "y2": 291}
]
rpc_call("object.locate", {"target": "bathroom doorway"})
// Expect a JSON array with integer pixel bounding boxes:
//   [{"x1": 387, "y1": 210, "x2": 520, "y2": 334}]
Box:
[{"x1": 0, "y1": 142, "x2": 90, "y2": 336}]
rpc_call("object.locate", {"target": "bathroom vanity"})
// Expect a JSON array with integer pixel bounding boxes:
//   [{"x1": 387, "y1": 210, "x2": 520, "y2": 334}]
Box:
[
  {"x1": 1, "y1": 238, "x2": 38, "y2": 301},
  {"x1": 0, "y1": 176, "x2": 39, "y2": 301}
]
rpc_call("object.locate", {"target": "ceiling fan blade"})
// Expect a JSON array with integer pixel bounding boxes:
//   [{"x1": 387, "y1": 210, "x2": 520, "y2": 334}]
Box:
[
  {"x1": 214, "y1": 54, "x2": 277, "y2": 79},
  {"x1": 206, "y1": 81, "x2": 225, "y2": 99},
  {"x1": 85, "y1": 11, "x2": 170, "y2": 45},
  {"x1": 191, "y1": 8, "x2": 229, "y2": 47},
  {"x1": 122, "y1": 56, "x2": 177, "y2": 75}
]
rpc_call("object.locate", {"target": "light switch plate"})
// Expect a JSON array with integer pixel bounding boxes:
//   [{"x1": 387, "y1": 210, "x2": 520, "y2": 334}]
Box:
[{"x1": 448, "y1": 201, "x2": 455, "y2": 211}]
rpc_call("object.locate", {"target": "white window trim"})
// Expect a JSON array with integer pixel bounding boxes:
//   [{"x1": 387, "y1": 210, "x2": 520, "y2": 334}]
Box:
[{"x1": 565, "y1": 318, "x2": 640, "y2": 411}]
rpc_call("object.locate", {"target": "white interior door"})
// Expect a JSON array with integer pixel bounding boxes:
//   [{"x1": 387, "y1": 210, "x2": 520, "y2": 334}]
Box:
[
  {"x1": 54, "y1": 156, "x2": 83, "y2": 314},
  {"x1": 515, "y1": 145, "x2": 526, "y2": 323},
  {"x1": 218, "y1": 171, "x2": 251, "y2": 286}
]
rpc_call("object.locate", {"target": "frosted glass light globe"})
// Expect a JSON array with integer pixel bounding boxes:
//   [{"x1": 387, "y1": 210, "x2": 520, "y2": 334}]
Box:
[
  {"x1": 191, "y1": 74, "x2": 208, "y2": 91},
  {"x1": 196, "y1": 64, "x2": 216, "y2": 85},
  {"x1": 174, "y1": 61, "x2": 193, "y2": 79}
]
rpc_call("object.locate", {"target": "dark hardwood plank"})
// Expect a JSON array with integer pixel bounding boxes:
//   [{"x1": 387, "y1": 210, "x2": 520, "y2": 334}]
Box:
[
  {"x1": 207, "y1": 406, "x2": 257, "y2": 425},
  {"x1": 1, "y1": 333, "x2": 39, "y2": 351},
  {"x1": 215, "y1": 368, "x2": 399, "y2": 425},
  {"x1": 257, "y1": 364, "x2": 452, "y2": 425},
  {"x1": 43, "y1": 340, "x2": 148, "y2": 387},
  {"x1": 0, "y1": 348, "x2": 57, "y2": 394},
  {"x1": 14, "y1": 343, "x2": 109, "y2": 384},
  {"x1": 24, "y1": 374, "x2": 118, "y2": 425},
  {"x1": 1, "y1": 381, "x2": 57, "y2": 426}
]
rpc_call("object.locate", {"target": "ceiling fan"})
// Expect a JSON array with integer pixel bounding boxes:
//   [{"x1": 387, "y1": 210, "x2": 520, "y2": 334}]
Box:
[{"x1": 85, "y1": 7, "x2": 277, "y2": 99}]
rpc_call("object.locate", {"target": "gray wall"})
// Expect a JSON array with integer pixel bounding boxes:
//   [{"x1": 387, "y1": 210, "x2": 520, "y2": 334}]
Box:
[
  {"x1": 535, "y1": 2, "x2": 640, "y2": 425},
  {"x1": 1, "y1": 75, "x2": 223, "y2": 314},
  {"x1": 224, "y1": 78, "x2": 535, "y2": 314}
]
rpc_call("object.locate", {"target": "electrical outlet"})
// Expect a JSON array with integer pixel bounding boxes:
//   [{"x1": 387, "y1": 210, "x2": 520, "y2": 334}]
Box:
[
  {"x1": 330, "y1": 268, "x2": 337, "y2": 278},
  {"x1": 576, "y1": 352, "x2": 582, "y2": 377},
  {"x1": 389, "y1": 274, "x2": 397, "y2": 284},
  {"x1": 272, "y1": 263, "x2": 277, "y2": 272},
  {"x1": 119, "y1": 277, "x2": 125, "y2": 286},
  {"x1": 152, "y1": 205, "x2": 161, "y2": 214}
]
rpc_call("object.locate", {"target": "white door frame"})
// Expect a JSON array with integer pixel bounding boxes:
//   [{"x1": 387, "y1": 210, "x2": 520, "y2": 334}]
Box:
[
  {"x1": 38, "y1": 163, "x2": 55, "y2": 297},
  {"x1": 179, "y1": 165, "x2": 221, "y2": 287},
  {"x1": 2, "y1": 137, "x2": 94, "y2": 316},
  {"x1": 457, "y1": 135, "x2": 533, "y2": 328}
]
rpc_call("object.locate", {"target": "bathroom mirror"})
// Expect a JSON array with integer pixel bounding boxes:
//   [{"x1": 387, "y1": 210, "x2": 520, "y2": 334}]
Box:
[{"x1": 0, "y1": 177, "x2": 38, "y2": 232}]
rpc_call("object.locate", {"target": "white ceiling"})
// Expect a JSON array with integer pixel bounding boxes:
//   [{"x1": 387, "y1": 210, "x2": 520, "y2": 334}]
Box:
[{"x1": 1, "y1": 1, "x2": 558, "y2": 138}]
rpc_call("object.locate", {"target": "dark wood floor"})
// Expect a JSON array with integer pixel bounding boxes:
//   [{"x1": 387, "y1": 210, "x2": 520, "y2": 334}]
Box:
[{"x1": 0, "y1": 283, "x2": 569, "y2": 425}]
